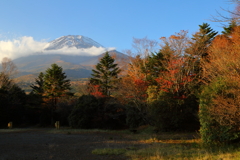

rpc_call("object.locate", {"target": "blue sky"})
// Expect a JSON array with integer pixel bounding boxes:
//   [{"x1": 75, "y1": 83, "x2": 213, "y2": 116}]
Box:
[{"x1": 0, "y1": 0, "x2": 236, "y2": 60}]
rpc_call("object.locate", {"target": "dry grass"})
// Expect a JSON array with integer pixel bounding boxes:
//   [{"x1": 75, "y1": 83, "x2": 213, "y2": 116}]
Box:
[
  {"x1": 88, "y1": 126, "x2": 240, "y2": 160},
  {"x1": 124, "y1": 138, "x2": 240, "y2": 160},
  {"x1": 92, "y1": 148, "x2": 128, "y2": 155},
  {"x1": 123, "y1": 127, "x2": 240, "y2": 160}
]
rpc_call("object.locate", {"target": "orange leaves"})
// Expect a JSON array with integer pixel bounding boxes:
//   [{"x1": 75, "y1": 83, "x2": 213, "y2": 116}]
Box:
[
  {"x1": 170, "y1": 35, "x2": 182, "y2": 40},
  {"x1": 89, "y1": 85, "x2": 105, "y2": 98},
  {"x1": 182, "y1": 74, "x2": 195, "y2": 82},
  {"x1": 230, "y1": 26, "x2": 240, "y2": 48},
  {"x1": 134, "y1": 79, "x2": 148, "y2": 90},
  {"x1": 133, "y1": 79, "x2": 148, "y2": 99},
  {"x1": 154, "y1": 52, "x2": 195, "y2": 96},
  {"x1": 160, "y1": 30, "x2": 189, "y2": 56},
  {"x1": 204, "y1": 26, "x2": 240, "y2": 83},
  {"x1": 116, "y1": 30, "x2": 197, "y2": 105},
  {"x1": 210, "y1": 35, "x2": 230, "y2": 53},
  {"x1": 155, "y1": 77, "x2": 173, "y2": 92},
  {"x1": 211, "y1": 26, "x2": 240, "y2": 53},
  {"x1": 200, "y1": 26, "x2": 240, "y2": 141},
  {"x1": 115, "y1": 75, "x2": 149, "y2": 105},
  {"x1": 127, "y1": 56, "x2": 144, "y2": 79}
]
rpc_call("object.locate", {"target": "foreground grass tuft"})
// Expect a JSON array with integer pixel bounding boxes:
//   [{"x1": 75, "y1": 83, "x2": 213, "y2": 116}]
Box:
[
  {"x1": 92, "y1": 148, "x2": 127, "y2": 155},
  {"x1": 125, "y1": 140, "x2": 240, "y2": 160}
]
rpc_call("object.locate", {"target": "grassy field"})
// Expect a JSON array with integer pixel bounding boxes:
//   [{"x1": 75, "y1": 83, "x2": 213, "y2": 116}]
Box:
[
  {"x1": 89, "y1": 126, "x2": 240, "y2": 160},
  {"x1": 1, "y1": 127, "x2": 240, "y2": 160},
  {"x1": 122, "y1": 139, "x2": 240, "y2": 160}
]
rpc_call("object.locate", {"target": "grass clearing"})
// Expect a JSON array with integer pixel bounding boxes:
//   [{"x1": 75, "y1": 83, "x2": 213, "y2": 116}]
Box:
[
  {"x1": 1, "y1": 127, "x2": 240, "y2": 159},
  {"x1": 0, "y1": 128, "x2": 30, "y2": 133},
  {"x1": 88, "y1": 126, "x2": 240, "y2": 160},
  {"x1": 126, "y1": 144, "x2": 240, "y2": 160},
  {"x1": 124, "y1": 131, "x2": 240, "y2": 160},
  {"x1": 92, "y1": 148, "x2": 127, "y2": 155},
  {"x1": 46, "y1": 127, "x2": 132, "y2": 135}
]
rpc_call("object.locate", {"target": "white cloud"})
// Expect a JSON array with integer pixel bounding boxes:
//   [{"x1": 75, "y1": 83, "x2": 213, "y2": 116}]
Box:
[
  {"x1": 0, "y1": 36, "x2": 48, "y2": 61},
  {"x1": 43, "y1": 46, "x2": 115, "y2": 56},
  {"x1": 0, "y1": 36, "x2": 115, "y2": 61}
]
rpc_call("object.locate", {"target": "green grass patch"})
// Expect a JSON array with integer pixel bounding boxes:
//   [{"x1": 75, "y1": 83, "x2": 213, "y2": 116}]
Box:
[
  {"x1": 92, "y1": 148, "x2": 127, "y2": 155},
  {"x1": 125, "y1": 140, "x2": 240, "y2": 160},
  {"x1": 0, "y1": 128, "x2": 35, "y2": 133}
]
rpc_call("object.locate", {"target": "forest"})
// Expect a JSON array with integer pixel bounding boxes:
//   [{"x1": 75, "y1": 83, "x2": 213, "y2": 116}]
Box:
[{"x1": 1, "y1": 3, "x2": 240, "y2": 147}]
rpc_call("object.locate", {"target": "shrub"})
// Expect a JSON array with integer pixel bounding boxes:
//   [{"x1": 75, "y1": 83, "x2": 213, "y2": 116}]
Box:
[
  {"x1": 199, "y1": 78, "x2": 240, "y2": 145},
  {"x1": 149, "y1": 91, "x2": 199, "y2": 132},
  {"x1": 126, "y1": 104, "x2": 145, "y2": 129},
  {"x1": 68, "y1": 95, "x2": 126, "y2": 129},
  {"x1": 68, "y1": 95, "x2": 100, "y2": 128},
  {"x1": 101, "y1": 99, "x2": 126, "y2": 129},
  {"x1": 55, "y1": 97, "x2": 77, "y2": 126}
]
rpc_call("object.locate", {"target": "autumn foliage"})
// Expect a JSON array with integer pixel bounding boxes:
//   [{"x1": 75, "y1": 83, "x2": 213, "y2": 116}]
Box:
[
  {"x1": 199, "y1": 26, "x2": 240, "y2": 144},
  {"x1": 3, "y1": 13, "x2": 240, "y2": 146},
  {"x1": 88, "y1": 84, "x2": 105, "y2": 98}
]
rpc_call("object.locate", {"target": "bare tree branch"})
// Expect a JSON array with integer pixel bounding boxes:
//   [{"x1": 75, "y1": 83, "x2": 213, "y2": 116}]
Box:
[
  {"x1": 211, "y1": 0, "x2": 240, "y2": 24},
  {"x1": 0, "y1": 57, "x2": 18, "y2": 89},
  {"x1": 1, "y1": 57, "x2": 18, "y2": 79}
]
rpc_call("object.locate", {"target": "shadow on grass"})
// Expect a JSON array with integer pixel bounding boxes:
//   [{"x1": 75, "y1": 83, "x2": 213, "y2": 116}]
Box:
[{"x1": 1, "y1": 127, "x2": 240, "y2": 160}]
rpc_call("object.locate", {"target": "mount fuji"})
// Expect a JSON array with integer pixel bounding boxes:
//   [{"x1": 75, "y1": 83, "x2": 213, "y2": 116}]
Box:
[
  {"x1": 13, "y1": 35, "x2": 128, "y2": 84},
  {"x1": 44, "y1": 35, "x2": 104, "y2": 50}
]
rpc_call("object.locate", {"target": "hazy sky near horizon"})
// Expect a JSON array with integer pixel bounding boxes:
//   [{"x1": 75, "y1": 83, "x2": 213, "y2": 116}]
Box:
[{"x1": 0, "y1": 0, "x2": 236, "y2": 60}]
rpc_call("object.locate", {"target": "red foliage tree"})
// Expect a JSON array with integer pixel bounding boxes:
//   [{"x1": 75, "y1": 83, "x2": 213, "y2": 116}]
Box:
[{"x1": 88, "y1": 84, "x2": 105, "y2": 98}]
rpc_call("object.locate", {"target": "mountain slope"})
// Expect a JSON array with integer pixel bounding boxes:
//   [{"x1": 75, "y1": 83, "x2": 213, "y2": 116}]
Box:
[{"x1": 13, "y1": 35, "x2": 129, "y2": 82}]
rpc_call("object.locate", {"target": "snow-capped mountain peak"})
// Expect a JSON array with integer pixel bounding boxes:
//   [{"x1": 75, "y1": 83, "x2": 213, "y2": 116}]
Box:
[{"x1": 44, "y1": 35, "x2": 104, "y2": 50}]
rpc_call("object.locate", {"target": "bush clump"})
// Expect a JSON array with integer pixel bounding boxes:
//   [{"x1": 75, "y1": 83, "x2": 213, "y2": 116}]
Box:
[
  {"x1": 68, "y1": 95, "x2": 126, "y2": 129},
  {"x1": 68, "y1": 95, "x2": 100, "y2": 128},
  {"x1": 199, "y1": 79, "x2": 240, "y2": 145}
]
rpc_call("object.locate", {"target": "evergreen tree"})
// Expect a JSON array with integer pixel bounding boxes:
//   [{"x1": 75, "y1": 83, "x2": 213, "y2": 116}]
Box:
[
  {"x1": 30, "y1": 72, "x2": 44, "y2": 95},
  {"x1": 29, "y1": 72, "x2": 45, "y2": 110},
  {"x1": 0, "y1": 81, "x2": 26, "y2": 127},
  {"x1": 144, "y1": 52, "x2": 166, "y2": 85},
  {"x1": 222, "y1": 20, "x2": 237, "y2": 35},
  {"x1": 43, "y1": 64, "x2": 71, "y2": 111},
  {"x1": 187, "y1": 23, "x2": 218, "y2": 58},
  {"x1": 185, "y1": 23, "x2": 218, "y2": 83},
  {"x1": 90, "y1": 52, "x2": 121, "y2": 96}
]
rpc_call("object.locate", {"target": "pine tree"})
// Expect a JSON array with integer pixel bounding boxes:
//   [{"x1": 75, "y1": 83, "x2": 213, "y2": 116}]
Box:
[
  {"x1": 187, "y1": 23, "x2": 218, "y2": 58},
  {"x1": 185, "y1": 23, "x2": 218, "y2": 83},
  {"x1": 144, "y1": 52, "x2": 166, "y2": 85},
  {"x1": 90, "y1": 52, "x2": 121, "y2": 96},
  {"x1": 30, "y1": 72, "x2": 44, "y2": 95},
  {"x1": 222, "y1": 21, "x2": 237, "y2": 35},
  {"x1": 43, "y1": 64, "x2": 71, "y2": 110}
]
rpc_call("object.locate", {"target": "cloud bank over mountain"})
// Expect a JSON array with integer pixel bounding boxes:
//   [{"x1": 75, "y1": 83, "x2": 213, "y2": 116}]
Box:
[
  {"x1": 0, "y1": 36, "x2": 115, "y2": 61},
  {"x1": 0, "y1": 36, "x2": 47, "y2": 61},
  {"x1": 43, "y1": 46, "x2": 114, "y2": 56}
]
